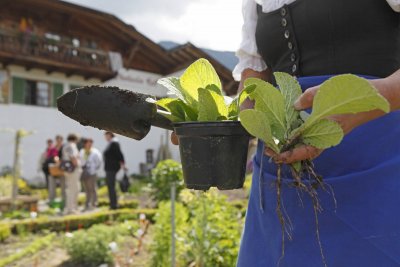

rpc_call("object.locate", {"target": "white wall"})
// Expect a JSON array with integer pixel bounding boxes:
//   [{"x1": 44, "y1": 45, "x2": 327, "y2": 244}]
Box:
[
  {"x1": 0, "y1": 104, "x2": 180, "y2": 182},
  {"x1": 104, "y1": 68, "x2": 167, "y2": 97}
]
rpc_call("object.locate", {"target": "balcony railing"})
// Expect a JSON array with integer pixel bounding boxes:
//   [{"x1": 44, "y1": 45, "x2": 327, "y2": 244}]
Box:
[{"x1": 0, "y1": 28, "x2": 113, "y2": 75}]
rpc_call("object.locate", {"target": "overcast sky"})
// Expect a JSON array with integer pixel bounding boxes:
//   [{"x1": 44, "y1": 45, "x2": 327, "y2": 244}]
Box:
[{"x1": 64, "y1": 0, "x2": 243, "y2": 52}]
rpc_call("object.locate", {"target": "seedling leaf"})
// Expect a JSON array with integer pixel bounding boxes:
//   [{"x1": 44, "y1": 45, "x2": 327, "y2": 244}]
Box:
[
  {"x1": 274, "y1": 72, "x2": 302, "y2": 132},
  {"x1": 157, "y1": 77, "x2": 186, "y2": 102},
  {"x1": 156, "y1": 98, "x2": 186, "y2": 122},
  {"x1": 302, "y1": 119, "x2": 343, "y2": 149},
  {"x1": 198, "y1": 88, "x2": 228, "y2": 121},
  {"x1": 245, "y1": 78, "x2": 286, "y2": 141},
  {"x1": 228, "y1": 84, "x2": 256, "y2": 120},
  {"x1": 240, "y1": 109, "x2": 280, "y2": 153},
  {"x1": 303, "y1": 74, "x2": 390, "y2": 129},
  {"x1": 180, "y1": 59, "x2": 222, "y2": 105}
]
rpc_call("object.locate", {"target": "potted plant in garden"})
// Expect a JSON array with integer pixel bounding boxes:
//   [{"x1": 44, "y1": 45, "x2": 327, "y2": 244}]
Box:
[{"x1": 152, "y1": 58, "x2": 257, "y2": 190}]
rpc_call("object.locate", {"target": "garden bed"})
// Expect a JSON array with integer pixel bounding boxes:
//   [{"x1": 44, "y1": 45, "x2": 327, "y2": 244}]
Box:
[{"x1": 5, "y1": 208, "x2": 156, "y2": 234}]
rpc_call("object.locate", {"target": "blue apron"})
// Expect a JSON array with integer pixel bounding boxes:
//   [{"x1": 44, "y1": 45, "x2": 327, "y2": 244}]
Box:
[{"x1": 237, "y1": 75, "x2": 400, "y2": 267}]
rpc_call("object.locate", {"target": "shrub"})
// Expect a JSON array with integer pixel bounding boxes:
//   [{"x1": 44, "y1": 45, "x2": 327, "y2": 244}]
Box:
[
  {"x1": 0, "y1": 233, "x2": 55, "y2": 267},
  {"x1": 150, "y1": 160, "x2": 184, "y2": 202},
  {"x1": 150, "y1": 201, "x2": 189, "y2": 267},
  {"x1": 11, "y1": 208, "x2": 156, "y2": 234},
  {"x1": 184, "y1": 190, "x2": 243, "y2": 267},
  {"x1": 77, "y1": 197, "x2": 139, "y2": 209},
  {"x1": 0, "y1": 223, "x2": 11, "y2": 242},
  {"x1": 150, "y1": 190, "x2": 244, "y2": 267},
  {"x1": 64, "y1": 225, "x2": 120, "y2": 266}
]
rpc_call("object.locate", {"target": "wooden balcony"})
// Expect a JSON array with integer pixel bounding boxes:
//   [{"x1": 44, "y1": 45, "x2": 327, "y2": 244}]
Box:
[{"x1": 0, "y1": 29, "x2": 116, "y2": 81}]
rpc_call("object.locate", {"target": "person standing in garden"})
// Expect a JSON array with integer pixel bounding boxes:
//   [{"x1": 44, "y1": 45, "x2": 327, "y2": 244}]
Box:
[
  {"x1": 48, "y1": 135, "x2": 66, "y2": 206},
  {"x1": 233, "y1": 0, "x2": 400, "y2": 266},
  {"x1": 62, "y1": 133, "x2": 82, "y2": 215},
  {"x1": 80, "y1": 138, "x2": 102, "y2": 211},
  {"x1": 41, "y1": 139, "x2": 58, "y2": 189},
  {"x1": 103, "y1": 132, "x2": 126, "y2": 210}
]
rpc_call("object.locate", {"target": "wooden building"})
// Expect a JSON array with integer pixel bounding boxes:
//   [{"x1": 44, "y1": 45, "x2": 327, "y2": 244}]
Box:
[{"x1": 0, "y1": 0, "x2": 238, "y2": 181}]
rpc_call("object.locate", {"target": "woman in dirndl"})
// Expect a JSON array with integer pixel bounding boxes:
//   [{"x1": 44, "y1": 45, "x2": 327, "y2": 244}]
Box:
[{"x1": 235, "y1": 0, "x2": 400, "y2": 266}]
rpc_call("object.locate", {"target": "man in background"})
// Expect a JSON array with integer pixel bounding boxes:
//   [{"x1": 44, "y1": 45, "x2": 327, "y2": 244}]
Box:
[{"x1": 103, "y1": 132, "x2": 125, "y2": 210}]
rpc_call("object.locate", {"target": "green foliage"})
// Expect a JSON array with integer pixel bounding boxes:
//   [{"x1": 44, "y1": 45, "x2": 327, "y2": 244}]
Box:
[
  {"x1": 64, "y1": 222, "x2": 138, "y2": 266},
  {"x1": 274, "y1": 72, "x2": 303, "y2": 133},
  {"x1": 245, "y1": 78, "x2": 286, "y2": 140},
  {"x1": 240, "y1": 109, "x2": 279, "y2": 153},
  {"x1": 9, "y1": 208, "x2": 156, "y2": 234},
  {"x1": 150, "y1": 160, "x2": 184, "y2": 202},
  {"x1": 150, "y1": 190, "x2": 243, "y2": 267},
  {"x1": 183, "y1": 190, "x2": 242, "y2": 267},
  {"x1": 240, "y1": 73, "x2": 390, "y2": 166},
  {"x1": 77, "y1": 196, "x2": 139, "y2": 209},
  {"x1": 155, "y1": 58, "x2": 255, "y2": 122},
  {"x1": 198, "y1": 87, "x2": 228, "y2": 121},
  {"x1": 180, "y1": 58, "x2": 222, "y2": 107},
  {"x1": 64, "y1": 224, "x2": 125, "y2": 266},
  {"x1": 1, "y1": 210, "x2": 31, "y2": 220},
  {"x1": 302, "y1": 74, "x2": 390, "y2": 130},
  {"x1": 0, "y1": 223, "x2": 11, "y2": 242},
  {"x1": 0, "y1": 175, "x2": 30, "y2": 197},
  {"x1": 0, "y1": 233, "x2": 55, "y2": 267},
  {"x1": 150, "y1": 201, "x2": 189, "y2": 267},
  {"x1": 302, "y1": 119, "x2": 343, "y2": 148}
]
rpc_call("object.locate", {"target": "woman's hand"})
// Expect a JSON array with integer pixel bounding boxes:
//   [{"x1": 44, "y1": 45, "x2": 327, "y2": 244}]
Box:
[
  {"x1": 171, "y1": 132, "x2": 179, "y2": 145},
  {"x1": 267, "y1": 76, "x2": 399, "y2": 164}
]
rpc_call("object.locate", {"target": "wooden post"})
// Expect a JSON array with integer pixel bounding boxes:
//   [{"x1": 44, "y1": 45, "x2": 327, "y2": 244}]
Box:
[{"x1": 11, "y1": 130, "x2": 21, "y2": 210}]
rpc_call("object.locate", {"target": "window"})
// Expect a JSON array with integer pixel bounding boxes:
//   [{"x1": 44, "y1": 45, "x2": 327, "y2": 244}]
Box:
[
  {"x1": 12, "y1": 77, "x2": 63, "y2": 107},
  {"x1": 24, "y1": 80, "x2": 50, "y2": 106}
]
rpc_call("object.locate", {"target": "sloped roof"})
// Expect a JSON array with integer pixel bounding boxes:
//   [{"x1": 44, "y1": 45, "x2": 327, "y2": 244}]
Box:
[{"x1": 1, "y1": 0, "x2": 239, "y2": 94}]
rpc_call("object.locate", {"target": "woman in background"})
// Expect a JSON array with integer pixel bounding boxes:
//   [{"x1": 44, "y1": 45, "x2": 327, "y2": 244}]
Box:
[
  {"x1": 62, "y1": 133, "x2": 82, "y2": 215},
  {"x1": 80, "y1": 138, "x2": 102, "y2": 211}
]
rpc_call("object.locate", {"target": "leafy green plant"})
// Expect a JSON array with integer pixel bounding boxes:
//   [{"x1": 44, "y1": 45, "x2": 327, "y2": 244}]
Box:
[
  {"x1": 150, "y1": 159, "x2": 185, "y2": 202},
  {"x1": 153, "y1": 58, "x2": 256, "y2": 122},
  {"x1": 0, "y1": 223, "x2": 11, "y2": 242},
  {"x1": 64, "y1": 224, "x2": 121, "y2": 266},
  {"x1": 64, "y1": 222, "x2": 138, "y2": 267},
  {"x1": 150, "y1": 201, "x2": 189, "y2": 267},
  {"x1": 0, "y1": 233, "x2": 55, "y2": 267},
  {"x1": 183, "y1": 189, "x2": 243, "y2": 267},
  {"x1": 239, "y1": 72, "x2": 390, "y2": 264},
  {"x1": 150, "y1": 190, "x2": 243, "y2": 267},
  {"x1": 10, "y1": 208, "x2": 156, "y2": 234}
]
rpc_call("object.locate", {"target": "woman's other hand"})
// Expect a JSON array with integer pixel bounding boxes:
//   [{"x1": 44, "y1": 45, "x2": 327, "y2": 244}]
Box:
[{"x1": 171, "y1": 132, "x2": 179, "y2": 145}]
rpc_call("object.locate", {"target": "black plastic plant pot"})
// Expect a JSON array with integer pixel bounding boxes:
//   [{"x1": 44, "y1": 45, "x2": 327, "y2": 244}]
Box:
[{"x1": 173, "y1": 121, "x2": 250, "y2": 191}]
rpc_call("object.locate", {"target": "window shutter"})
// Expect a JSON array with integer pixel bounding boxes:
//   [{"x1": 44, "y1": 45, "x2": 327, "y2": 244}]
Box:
[
  {"x1": 52, "y1": 82, "x2": 64, "y2": 107},
  {"x1": 12, "y1": 77, "x2": 26, "y2": 104}
]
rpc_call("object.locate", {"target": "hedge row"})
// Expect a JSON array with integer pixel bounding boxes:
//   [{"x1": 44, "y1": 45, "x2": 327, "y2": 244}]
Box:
[
  {"x1": 10, "y1": 208, "x2": 156, "y2": 234},
  {"x1": 77, "y1": 197, "x2": 139, "y2": 209},
  {"x1": 0, "y1": 233, "x2": 55, "y2": 267},
  {"x1": 0, "y1": 223, "x2": 11, "y2": 242}
]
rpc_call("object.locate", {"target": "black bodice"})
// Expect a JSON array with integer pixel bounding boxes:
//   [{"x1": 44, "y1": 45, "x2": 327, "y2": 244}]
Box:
[{"x1": 255, "y1": 0, "x2": 400, "y2": 78}]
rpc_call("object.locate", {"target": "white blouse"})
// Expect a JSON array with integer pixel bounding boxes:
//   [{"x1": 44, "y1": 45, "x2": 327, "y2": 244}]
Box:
[{"x1": 233, "y1": 0, "x2": 400, "y2": 81}]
